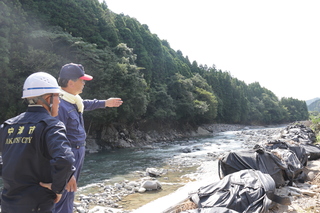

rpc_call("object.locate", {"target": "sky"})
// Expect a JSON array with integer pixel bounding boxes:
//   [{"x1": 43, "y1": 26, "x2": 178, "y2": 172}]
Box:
[{"x1": 102, "y1": 0, "x2": 320, "y2": 101}]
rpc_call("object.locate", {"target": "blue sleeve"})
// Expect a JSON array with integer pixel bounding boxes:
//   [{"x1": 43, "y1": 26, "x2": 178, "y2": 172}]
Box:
[
  {"x1": 56, "y1": 102, "x2": 70, "y2": 126},
  {"x1": 83, "y1": 99, "x2": 106, "y2": 111},
  {"x1": 45, "y1": 121, "x2": 75, "y2": 193}
]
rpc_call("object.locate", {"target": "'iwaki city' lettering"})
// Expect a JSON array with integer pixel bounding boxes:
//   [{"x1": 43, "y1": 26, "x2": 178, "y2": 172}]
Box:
[
  {"x1": 5, "y1": 137, "x2": 32, "y2": 144},
  {"x1": 5, "y1": 125, "x2": 35, "y2": 145}
]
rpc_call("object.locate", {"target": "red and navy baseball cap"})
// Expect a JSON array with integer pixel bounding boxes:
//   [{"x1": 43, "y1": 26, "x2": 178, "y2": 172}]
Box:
[{"x1": 59, "y1": 63, "x2": 93, "y2": 81}]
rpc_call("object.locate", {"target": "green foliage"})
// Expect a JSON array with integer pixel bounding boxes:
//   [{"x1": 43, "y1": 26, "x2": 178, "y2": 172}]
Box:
[
  {"x1": 0, "y1": 0, "x2": 310, "y2": 131},
  {"x1": 166, "y1": 73, "x2": 218, "y2": 124},
  {"x1": 191, "y1": 74, "x2": 218, "y2": 123},
  {"x1": 193, "y1": 87, "x2": 218, "y2": 122},
  {"x1": 167, "y1": 73, "x2": 194, "y2": 121},
  {"x1": 280, "y1": 97, "x2": 309, "y2": 122},
  {"x1": 310, "y1": 112, "x2": 320, "y2": 143},
  {"x1": 146, "y1": 83, "x2": 176, "y2": 121},
  {"x1": 308, "y1": 99, "x2": 320, "y2": 112}
]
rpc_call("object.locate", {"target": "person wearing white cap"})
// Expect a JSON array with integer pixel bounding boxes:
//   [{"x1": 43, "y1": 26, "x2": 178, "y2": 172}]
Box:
[
  {"x1": 0, "y1": 72, "x2": 75, "y2": 213},
  {"x1": 53, "y1": 63, "x2": 123, "y2": 213}
]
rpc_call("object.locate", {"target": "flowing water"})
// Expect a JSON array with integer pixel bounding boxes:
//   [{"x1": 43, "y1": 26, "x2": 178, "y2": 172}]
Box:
[
  {"x1": 76, "y1": 128, "x2": 256, "y2": 211},
  {"x1": 78, "y1": 130, "x2": 245, "y2": 187},
  {"x1": 0, "y1": 126, "x2": 283, "y2": 211}
]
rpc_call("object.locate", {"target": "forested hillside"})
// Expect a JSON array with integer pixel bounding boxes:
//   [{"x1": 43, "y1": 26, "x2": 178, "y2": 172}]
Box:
[
  {"x1": 0, "y1": 0, "x2": 309, "y2": 133},
  {"x1": 308, "y1": 100, "x2": 320, "y2": 112},
  {"x1": 306, "y1": 98, "x2": 320, "y2": 106}
]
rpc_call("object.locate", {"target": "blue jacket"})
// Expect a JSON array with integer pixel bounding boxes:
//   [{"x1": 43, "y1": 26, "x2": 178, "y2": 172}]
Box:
[
  {"x1": 0, "y1": 106, "x2": 75, "y2": 212},
  {"x1": 56, "y1": 99, "x2": 106, "y2": 147}
]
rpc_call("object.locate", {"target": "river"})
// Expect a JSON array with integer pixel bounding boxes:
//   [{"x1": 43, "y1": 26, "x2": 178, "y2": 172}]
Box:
[
  {"x1": 78, "y1": 129, "x2": 244, "y2": 187},
  {"x1": 76, "y1": 125, "x2": 285, "y2": 212}
]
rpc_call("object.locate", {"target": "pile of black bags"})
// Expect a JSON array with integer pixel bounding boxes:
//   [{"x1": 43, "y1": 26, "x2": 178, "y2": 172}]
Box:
[{"x1": 183, "y1": 123, "x2": 319, "y2": 213}]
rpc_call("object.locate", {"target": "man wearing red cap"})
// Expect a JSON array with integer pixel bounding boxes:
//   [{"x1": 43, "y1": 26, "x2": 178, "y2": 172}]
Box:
[{"x1": 54, "y1": 63, "x2": 123, "y2": 213}]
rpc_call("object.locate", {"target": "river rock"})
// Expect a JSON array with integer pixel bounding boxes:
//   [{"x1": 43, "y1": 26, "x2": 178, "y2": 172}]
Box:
[
  {"x1": 86, "y1": 137, "x2": 100, "y2": 154},
  {"x1": 118, "y1": 139, "x2": 134, "y2": 148},
  {"x1": 76, "y1": 206, "x2": 86, "y2": 213},
  {"x1": 138, "y1": 188, "x2": 146, "y2": 193},
  {"x1": 146, "y1": 168, "x2": 162, "y2": 177},
  {"x1": 140, "y1": 180, "x2": 162, "y2": 190},
  {"x1": 88, "y1": 206, "x2": 124, "y2": 213},
  {"x1": 181, "y1": 147, "x2": 192, "y2": 153},
  {"x1": 196, "y1": 127, "x2": 210, "y2": 135}
]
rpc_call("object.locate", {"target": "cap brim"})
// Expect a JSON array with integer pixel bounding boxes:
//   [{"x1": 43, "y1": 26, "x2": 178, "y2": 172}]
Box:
[{"x1": 79, "y1": 74, "x2": 93, "y2": 81}]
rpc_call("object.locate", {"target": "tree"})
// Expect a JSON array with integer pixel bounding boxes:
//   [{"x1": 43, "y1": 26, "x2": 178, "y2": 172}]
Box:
[
  {"x1": 146, "y1": 83, "x2": 176, "y2": 121},
  {"x1": 281, "y1": 98, "x2": 309, "y2": 122},
  {"x1": 0, "y1": 0, "x2": 310, "y2": 129}
]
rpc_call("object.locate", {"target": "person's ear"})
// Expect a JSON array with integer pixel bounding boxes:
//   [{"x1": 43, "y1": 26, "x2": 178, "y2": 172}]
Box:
[
  {"x1": 67, "y1": 80, "x2": 73, "y2": 87},
  {"x1": 43, "y1": 94, "x2": 52, "y2": 102},
  {"x1": 67, "y1": 79, "x2": 75, "y2": 87}
]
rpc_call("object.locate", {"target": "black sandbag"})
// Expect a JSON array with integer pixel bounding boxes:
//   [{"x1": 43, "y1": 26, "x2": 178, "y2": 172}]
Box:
[
  {"x1": 188, "y1": 169, "x2": 287, "y2": 213},
  {"x1": 219, "y1": 148, "x2": 303, "y2": 187},
  {"x1": 300, "y1": 144, "x2": 320, "y2": 160},
  {"x1": 267, "y1": 148, "x2": 304, "y2": 183},
  {"x1": 263, "y1": 140, "x2": 308, "y2": 166},
  {"x1": 281, "y1": 124, "x2": 316, "y2": 144},
  {"x1": 218, "y1": 150, "x2": 286, "y2": 187}
]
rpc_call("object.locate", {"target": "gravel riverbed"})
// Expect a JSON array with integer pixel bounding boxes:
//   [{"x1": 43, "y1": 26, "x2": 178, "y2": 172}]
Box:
[{"x1": 73, "y1": 123, "x2": 320, "y2": 213}]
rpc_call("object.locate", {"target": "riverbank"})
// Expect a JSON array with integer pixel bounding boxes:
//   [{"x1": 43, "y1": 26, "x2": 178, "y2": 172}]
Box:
[
  {"x1": 75, "y1": 123, "x2": 249, "y2": 213},
  {"x1": 75, "y1": 124, "x2": 280, "y2": 212},
  {"x1": 73, "y1": 122, "x2": 320, "y2": 213},
  {"x1": 85, "y1": 123, "x2": 248, "y2": 153},
  {"x1": 165, "y1": 157, "x2": 320, "y2": 213},
  {"x1": 165, "y1": 122, "x2": 320, "y2": 213}
]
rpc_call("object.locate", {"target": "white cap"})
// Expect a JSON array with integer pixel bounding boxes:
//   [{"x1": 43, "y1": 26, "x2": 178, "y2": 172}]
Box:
[{"x1": 22, "y1": 72, "x2": 60, "y2": 98}]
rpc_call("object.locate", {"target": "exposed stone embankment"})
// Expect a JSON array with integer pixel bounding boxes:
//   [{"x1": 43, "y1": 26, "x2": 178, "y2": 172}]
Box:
[{"x1": 85, "y1": 123, "x2": 248, "y2": 153}]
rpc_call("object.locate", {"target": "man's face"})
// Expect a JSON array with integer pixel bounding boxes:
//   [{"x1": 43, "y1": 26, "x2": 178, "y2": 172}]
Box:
[
  {"x1": 68, "y1": 78, "x2": 85, "y2": 95},
  {"x1": 74, "y1": 78, "x2": 85, "y2": 95}
]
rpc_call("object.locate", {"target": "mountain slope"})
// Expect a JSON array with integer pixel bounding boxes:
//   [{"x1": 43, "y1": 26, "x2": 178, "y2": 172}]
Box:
[
  {"x1": 306, "y1": 97, "x2": 320, "y2": 106},
  {"x1": 308, "y1": 99, "x2": 320, "y2": 112}
]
